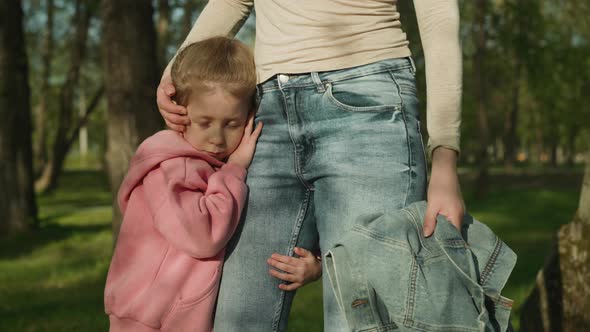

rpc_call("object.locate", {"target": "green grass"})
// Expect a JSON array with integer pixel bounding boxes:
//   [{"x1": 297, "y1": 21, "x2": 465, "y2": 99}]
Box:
[{"x1": 0, "y1": 168, "x2": 582, "y2": 331}]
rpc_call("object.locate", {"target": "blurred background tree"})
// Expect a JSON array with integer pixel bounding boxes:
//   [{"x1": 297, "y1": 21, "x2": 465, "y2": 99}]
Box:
[
  {"x1": 0, "y1": 0, "x2": 588, "y2": 331},
  {"x1": 0, "y1": 0, "x2": 37, "y2": 233}
]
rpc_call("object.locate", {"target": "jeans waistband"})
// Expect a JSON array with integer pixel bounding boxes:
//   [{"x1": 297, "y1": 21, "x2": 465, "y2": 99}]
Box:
[{"x1": 258, "y1": 57, "x2": 415, "y2": 92}]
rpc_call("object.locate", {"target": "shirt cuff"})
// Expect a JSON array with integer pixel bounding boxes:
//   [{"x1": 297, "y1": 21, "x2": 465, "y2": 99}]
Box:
[{"x1": 426, "y1": 137, "x2": 461, "y2": 160}]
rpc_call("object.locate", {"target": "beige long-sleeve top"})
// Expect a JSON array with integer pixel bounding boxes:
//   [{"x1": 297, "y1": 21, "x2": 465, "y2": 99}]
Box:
[{"x1": 169, "y1": 0, "x2": 462, "y2": 155}]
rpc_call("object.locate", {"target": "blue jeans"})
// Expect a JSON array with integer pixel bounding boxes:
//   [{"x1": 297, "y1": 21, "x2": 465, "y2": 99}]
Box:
[{"x1": 213, "y1": 57, "x2": 428, "y2": 331}]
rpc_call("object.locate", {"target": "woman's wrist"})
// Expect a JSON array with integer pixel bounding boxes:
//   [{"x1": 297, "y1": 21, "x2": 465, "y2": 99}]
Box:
[{"x1": 431, "y1": 146, "x2": 458, "y2": 172}]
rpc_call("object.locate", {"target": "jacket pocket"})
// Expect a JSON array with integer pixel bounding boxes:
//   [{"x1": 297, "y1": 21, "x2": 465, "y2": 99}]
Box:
[
  {"x1": 406, "y1": 246, "x2": 485, "y2": 332},
  {"x1": 160, "y1": 265, "x2": 221, "y2": 331},
  {"x1": 323, "y1": 70, "x2": 402, "y2": 113},
  {"x1": 127, "y1": 246, "x2": 206, "y2": 328}
]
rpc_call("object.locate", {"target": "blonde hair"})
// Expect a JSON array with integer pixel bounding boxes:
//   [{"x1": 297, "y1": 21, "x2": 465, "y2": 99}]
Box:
[{"x1": 171, "y1": 36, "x2": 257, "y2": 107}]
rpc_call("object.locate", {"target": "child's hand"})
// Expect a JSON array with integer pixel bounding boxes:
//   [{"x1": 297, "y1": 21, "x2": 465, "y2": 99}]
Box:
[
  {"x1": 267, "y1": 247, "x2": 322, "y2": 291},
  {"x1": 227, "y1": 111, "x2": 263, "y2": 169}
]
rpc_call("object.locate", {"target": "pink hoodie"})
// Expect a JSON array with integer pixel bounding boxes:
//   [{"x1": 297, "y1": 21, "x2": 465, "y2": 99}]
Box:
[{"x1": 104, "y1": 130, "x2": 248, "y2": 332}]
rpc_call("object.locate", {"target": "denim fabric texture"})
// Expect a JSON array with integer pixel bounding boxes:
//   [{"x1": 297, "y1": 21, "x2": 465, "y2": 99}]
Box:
[
  {"x1": 212, "y1": 57, "x2": 428, "y2": 331},
  {"x1": 324, "y1": 200, "x2": 517, "y2": 332}
]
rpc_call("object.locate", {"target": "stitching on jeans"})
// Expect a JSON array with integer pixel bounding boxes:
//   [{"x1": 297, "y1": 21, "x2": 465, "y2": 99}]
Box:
[
  {"x1": 323, "y1": 83, "x2": 402, "y2": 113},
  {"x1": 271, "y1": 189, "x2": 313, "y2": 331},
  {"x1": 279, "y1": 85, "x2": 314, "y2": 191},
  {"x1": 261, "y1": 65, "x2": 413, "y2": 92},
  {"x1": 388, "y1": 69, "x2": 412, "y2": 208}
]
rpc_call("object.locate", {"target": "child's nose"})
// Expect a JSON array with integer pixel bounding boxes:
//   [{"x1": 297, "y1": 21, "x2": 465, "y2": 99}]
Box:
[{"x1": 210, "y1": 133, "x2": 226, "y2": 146}]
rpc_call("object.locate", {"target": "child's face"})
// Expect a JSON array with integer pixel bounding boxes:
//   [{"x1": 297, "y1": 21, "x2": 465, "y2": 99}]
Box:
[{"x1": 183, "y1": 86, "x2": 251, "y2": 161}]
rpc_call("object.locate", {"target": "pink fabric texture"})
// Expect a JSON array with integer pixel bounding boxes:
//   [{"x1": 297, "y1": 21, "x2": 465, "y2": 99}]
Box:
[{"x1": 104, "y1": 130, "x2": 248, "y2": 332}]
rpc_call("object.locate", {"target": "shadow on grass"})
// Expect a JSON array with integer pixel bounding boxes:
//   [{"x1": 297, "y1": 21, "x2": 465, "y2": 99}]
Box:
[
  {"x1": 0, "y1": 222, "x2": 110, "y2": 260},
  {"x1": 0, "y1": 169, "x2": 114, "y2": 259},
  {"x1": 37, "y1": 169, "x2": 111, "y2": 208},
  {"x1": 0, "y1": 271, "x2": 110, "y2": 332}
]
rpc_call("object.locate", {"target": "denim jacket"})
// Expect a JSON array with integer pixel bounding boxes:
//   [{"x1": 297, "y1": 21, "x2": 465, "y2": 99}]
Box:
[{"x1": 324, "y1": 201, "x2": 516, "y2": 332}]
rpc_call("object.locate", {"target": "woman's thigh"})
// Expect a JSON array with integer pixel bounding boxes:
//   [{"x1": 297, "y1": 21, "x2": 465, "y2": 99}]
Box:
[
  {"x1": 306, "y1": 58, "x2": 428, "y2": 331},
  {"x1": 213, "y1": 88, "x2": 319, "y2": 332}
]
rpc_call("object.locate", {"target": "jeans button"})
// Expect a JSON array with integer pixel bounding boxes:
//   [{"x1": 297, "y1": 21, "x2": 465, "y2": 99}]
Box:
[{"x1": 278, "y1": 74, "x2": 289, "y2": 83}]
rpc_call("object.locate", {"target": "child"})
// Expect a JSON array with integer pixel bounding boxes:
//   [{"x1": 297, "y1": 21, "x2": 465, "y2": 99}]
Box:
[{"x1": 104, "y1": 37, "x2": 321, "y2": 332}]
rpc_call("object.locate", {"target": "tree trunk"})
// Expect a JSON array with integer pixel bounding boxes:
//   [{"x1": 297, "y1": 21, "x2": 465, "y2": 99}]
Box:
[
  {"x1": 36, "y1": 0, "x2": 94, "y2": 192},
  {"x1": 503, "y1": 60, "x2": 520, "y2": 170},
  {"x1": 521, "y1": 151, "x2": 590, "y2": 331},
  {"x1": 34, "y1": 0, "x2": 54, "y2": 176},
  {"x1": 101, "y1": 0, "x2": 163, "y2": 243},
  {"x1": 474, "y1": 0, "x2": 490, "y2": 199},
  {"x1": 0, "y1": 0, "x2": 38, "y2": 233}
]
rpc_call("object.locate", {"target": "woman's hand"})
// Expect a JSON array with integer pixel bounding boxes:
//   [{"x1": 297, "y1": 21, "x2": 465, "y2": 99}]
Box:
[
  {"x1": 267, "y1": 247, "x2": 322, "y2": 291},
  {"x1": 227, "y1": 112, "x2": 263, "y2": 169},
  {"x1": 423, "y1": 147, "x2": 465, "y2": 237},
  {"x1": 157, "y1": 68, "x2": 190, "y2": 132}
]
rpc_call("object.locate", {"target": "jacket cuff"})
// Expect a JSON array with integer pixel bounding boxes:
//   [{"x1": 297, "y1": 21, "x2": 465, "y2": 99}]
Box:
[{"x1": 221, "y1": 163, "x2": 248, "y2": 181}]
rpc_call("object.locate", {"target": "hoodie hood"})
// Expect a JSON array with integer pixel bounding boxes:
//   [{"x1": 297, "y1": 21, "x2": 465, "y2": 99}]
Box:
[{"x1": 117, "y1": 130, "x2": 225, "y2": 213}]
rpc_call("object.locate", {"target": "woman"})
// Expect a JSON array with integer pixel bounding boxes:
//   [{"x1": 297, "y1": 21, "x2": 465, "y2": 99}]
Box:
[{"x1": 156, "y1": 0, "x2": 464, "y2": 331}]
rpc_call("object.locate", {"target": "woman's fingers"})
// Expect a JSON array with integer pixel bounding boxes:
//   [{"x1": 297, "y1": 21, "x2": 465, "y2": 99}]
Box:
[
  {"x1": 163, "y1": 111, "x2": 190, "y2": 126},
  {"x1": 156, "y1": 86, "x2": 186, "y2": 116},
  {"x1": 267, "y1": 257, "x2": 298, "y2": 274},
  {"x1": 165, "y1": 122, "x2": 187, "y2": 132}
]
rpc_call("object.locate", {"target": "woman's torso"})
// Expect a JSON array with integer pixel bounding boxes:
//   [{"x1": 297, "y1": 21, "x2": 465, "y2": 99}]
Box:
[{"x1": 253, "y1": 0, "x2": 411, "y2": 82}]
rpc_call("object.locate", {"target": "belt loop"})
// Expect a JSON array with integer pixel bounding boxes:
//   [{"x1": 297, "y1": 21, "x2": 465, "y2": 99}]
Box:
[
  {"x1": 254, "y1": 85, "x2": 262, "y2": 108},
  {"x1": 311, "y1": 72, "x2": 325, "y2": 93},
  {"x1": 409, "y1": 57, "x2": 417, "y2": 75}
]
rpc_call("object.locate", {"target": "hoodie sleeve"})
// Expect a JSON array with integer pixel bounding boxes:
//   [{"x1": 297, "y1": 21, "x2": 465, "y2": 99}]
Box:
[{"x1": 142, "y1": 158, "x2": 248, "y2": 258}]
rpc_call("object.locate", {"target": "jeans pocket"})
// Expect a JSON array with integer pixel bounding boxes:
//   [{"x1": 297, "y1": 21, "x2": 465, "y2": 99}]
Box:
[{"x1": 323, "y1": 70, "x2": 402, "y2": 113}]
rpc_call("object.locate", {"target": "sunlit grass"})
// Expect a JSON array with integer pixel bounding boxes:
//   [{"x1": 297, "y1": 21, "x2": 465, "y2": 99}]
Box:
[{"x1": 0, "y1": 167, "x2": 582, "y2": 331}]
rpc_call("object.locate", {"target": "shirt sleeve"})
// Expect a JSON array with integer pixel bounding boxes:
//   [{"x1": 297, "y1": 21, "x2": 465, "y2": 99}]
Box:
[
  {"x1": 143, "y1": 158, "x2": 248, "y2": 258},
  {"x1": 413, "y1": 0, "x2": 462, "y2": 157},
  {"x1": 165, "y1": 0, "x2": 254, "y2": 72}
]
